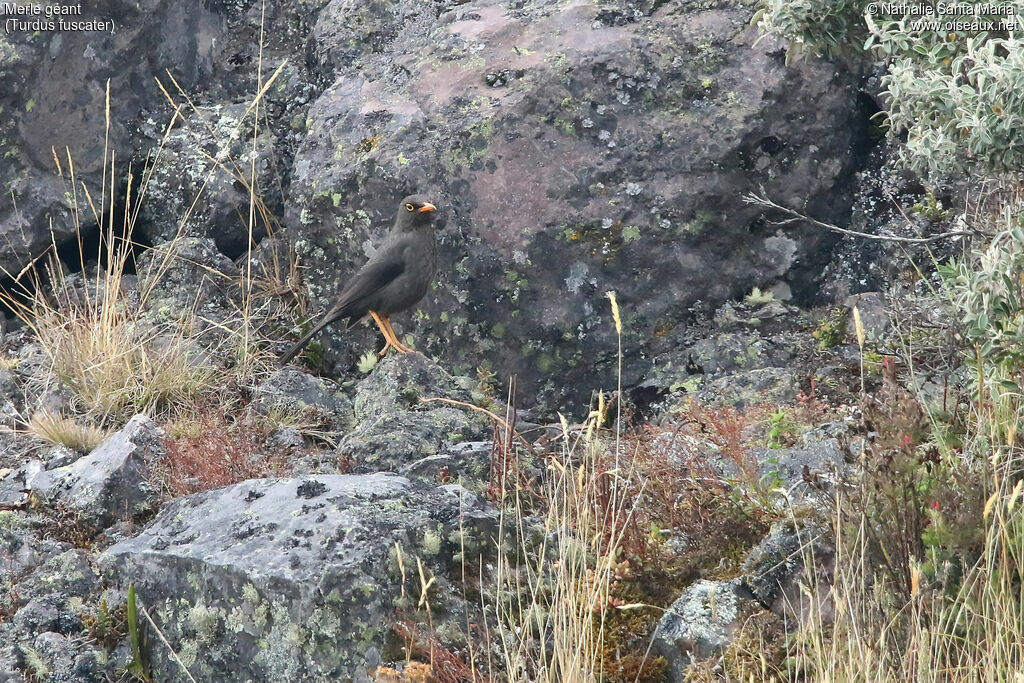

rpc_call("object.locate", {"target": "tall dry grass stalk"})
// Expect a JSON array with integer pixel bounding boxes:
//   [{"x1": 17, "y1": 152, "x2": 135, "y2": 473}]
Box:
[
  {"x1": 913, "y1": 370, "x2": 1024, "y2": 681},
  {"x1": 485, "y1": 292, "x2": 643, "y2": 682},
  {"x1": 787, "y1": 446, "x2": 1024, "y2": 681}
]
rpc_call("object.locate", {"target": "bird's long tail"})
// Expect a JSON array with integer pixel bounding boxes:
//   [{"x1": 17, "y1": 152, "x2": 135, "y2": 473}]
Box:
[{"x1": 277, "y1": 315, "x2": 336, "y2": 367}]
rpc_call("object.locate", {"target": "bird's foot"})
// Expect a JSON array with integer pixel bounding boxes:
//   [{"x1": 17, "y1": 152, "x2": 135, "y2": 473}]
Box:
[
  {"x1": 392, "y1": 338, "x2": 415, "y2": 353},
  {"x1": 371, "y1": 311, "x2": 416, "y2": 356},
  {"x1": 377, "y1": 339, "x2": 415, "y2": 357}
]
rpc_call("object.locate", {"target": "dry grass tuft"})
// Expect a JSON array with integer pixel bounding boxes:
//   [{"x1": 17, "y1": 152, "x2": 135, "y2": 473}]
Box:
[
  {"x1": 27, "y1": 409, "x2": 109, "y2": 453},
  {"x1": 0, "y1": 50, "x2": 301, "y2": 424},
  {"x1": 482, "y1": 298, "x2": 650, "y2": 683},
  {"x1": 0, "y1": 84, "x2": 226, "y2": 424},
  {"x1": 33, "y1": 304, "x2": 215, "y2": 419}
]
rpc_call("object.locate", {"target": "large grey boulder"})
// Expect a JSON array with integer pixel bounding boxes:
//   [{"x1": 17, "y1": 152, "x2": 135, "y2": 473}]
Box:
[
  {"x1": 100, "y1": 474, "x2": 498, "y2": 682},
  {"x1": 287, "y1": 0, "x2": 867, "y2": 409},
  {"x1": 32, "y1": 415, "x2": 164, "y2": 530}
]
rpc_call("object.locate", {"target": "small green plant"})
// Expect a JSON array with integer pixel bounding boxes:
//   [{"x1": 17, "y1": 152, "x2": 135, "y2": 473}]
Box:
[
  {"x1": 861, "y1": 349, "x2": 885, "y2": 376},
  {"x1": 126, "y1": 584, "x2": 149, "y2": 681},
  {"x1": 941, "y1": 226, "x2": 1024, "y2": 376},
  {"x1": 357, "y1": 350, "x2": 378, "y2": 374},
  {"x1": 812, "y1": 307, "x2": 847, "y2": 350},
  {"x1": 81, "y1": 597, "x2": 127, "y2": 649},
  {"x1": 744, "y1": 286, "x2": 775, "y2": 305},
  {"x1": 755, "y1": 1, "x2": 1024, "y2": 178},
  {"x1": 22, "y1": 644, "x2": 49, "y2": 682},
  {"x1": 765, "y1": 409, "x2": 798, "y2": 449},
  {"x1": 752, "y1": 0, "x2": 871, "y2": 64},
  {"x1": 912, "y1": 192, "x2": 953, "y2": 222}
]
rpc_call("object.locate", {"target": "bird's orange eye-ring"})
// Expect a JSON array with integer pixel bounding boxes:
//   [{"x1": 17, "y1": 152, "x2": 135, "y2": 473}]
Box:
[{"x1": 405, "y1": 203, "x2": 415, "y2": 212}]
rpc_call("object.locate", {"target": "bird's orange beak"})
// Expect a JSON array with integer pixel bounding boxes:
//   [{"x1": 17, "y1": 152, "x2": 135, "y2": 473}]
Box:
[{"x1": 418, "y1": 202, "x2": 436, "y2": 213}]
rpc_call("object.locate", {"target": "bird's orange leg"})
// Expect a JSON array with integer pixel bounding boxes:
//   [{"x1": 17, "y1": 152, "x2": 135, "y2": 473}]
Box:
[
  {"x1": 370, "y1": 310, "x2": 401, "y2": 356},
  {"x1": 381, "y1": 316, "x2": 415, "y2": 353}
]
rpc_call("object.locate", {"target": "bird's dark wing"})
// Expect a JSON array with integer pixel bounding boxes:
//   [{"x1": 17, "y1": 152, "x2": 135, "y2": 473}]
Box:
[{"x1": 328, "y1": 253, "x2": 406, "y2": 321}]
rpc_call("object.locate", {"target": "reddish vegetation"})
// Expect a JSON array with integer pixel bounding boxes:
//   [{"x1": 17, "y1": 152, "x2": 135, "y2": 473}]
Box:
[
  {"x1": 154, "y1": 411, "x2": 293, "y2": 498},
  {"x1": 673, "y1": 399, "x2": 758, "y2": 478},
  {"x1": 388, "y1": 620, "x2": 485, "y2": 683},
  {"x1": 587, "y1": 399, "x2": 771, "y2": 568},
  {"x1": 486, "y1": 420, "x2": 537, "y2": 503}
]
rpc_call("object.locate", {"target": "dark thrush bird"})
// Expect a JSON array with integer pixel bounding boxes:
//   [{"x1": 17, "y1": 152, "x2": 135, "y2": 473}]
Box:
[{"x1": 278, "y1": 194, "x2": 438, "y2": 366}]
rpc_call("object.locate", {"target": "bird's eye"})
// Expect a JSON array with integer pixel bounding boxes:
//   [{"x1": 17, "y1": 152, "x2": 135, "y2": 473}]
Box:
[{"x1": 405, "y1": 203, "x2": 415, "y2": 212}]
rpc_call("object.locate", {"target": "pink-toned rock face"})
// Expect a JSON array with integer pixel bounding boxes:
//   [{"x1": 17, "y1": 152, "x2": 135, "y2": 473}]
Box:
[{"x1": 287, "y1": 0, "x2": 866, "y2": 410}]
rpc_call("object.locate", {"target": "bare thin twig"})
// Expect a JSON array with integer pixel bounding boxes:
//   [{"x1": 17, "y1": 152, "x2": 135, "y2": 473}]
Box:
[{"x1": 742, "y1": 191, "x2": 980, "y2": 244}]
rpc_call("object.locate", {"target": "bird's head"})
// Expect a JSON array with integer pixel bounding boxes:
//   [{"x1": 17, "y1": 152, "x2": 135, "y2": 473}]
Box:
[{"x1": 394, "y1": 194, "x2": 437, "y2": 233}]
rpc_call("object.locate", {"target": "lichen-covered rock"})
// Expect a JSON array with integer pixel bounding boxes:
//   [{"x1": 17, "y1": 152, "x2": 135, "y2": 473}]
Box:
[
  {"x1": 0, "y1": 0, "x2": 228, "y2": 278},
  {"x1": 287, "y1": 0, "x2": 868, "y2": 409},
  {"x1": 755, "y1": 422, "x2": 850, "y2": 501},
  {"x1": 0, "y1": 459, "x2": 41, "y2": 509},
  {"x1": 652, "y1": 578, "x2": 760, "y2": 678},
  {"x1": 31, "y1": 415, "x2": 164, "y2": 530},
  {"x1": 27, "y1": 631, "x2": 103, "y2": 681},
  {"x1": 7, "y1": 629, "x2": 106, "y2": 683},
  {"x1": 0, "y1": 511, "x2": 67, "y2": 610},
  {"x1": 704, "y1": 366, "x2": 802, "y2": 408},
  {"x1": 135, "y1": 236, "x2": 240, "y2": 326},
  {"x1": 19, "y1": 549, "x2": 102, "y2": 606},
  {"x1": 399, "y1": 441, "x2": 493, "y2": 488},
  {"x1": 13, "y1": 595, "x2": 82, "y2": 636},
  {"x1": 741, "y1": 519, "x2": 834, "y2": 622},
  {"x1": 138, "y1": 105, "x2": 281, "y2": 257},
  {"x1": 253, "y1": 368, "x2": 354, "y2": 434},
  {"x1": 100, "y1": 474, "x2": 498, "y2": 682},
  {"x1": 688, "y1": 332, "x2": 796, "y2": 375},
  {"x1": 631, "y1": 293, "x2": 825, "y2": 409},
  {"x1": 0, "y1": 509, "x2": 127, "y2": 681},
  {"x1": 0, "y1": 651, "x2": 20, "y2": 682},
  {"x1": 4, "y1": 562, "x2": 104, "y2": 680},
  {"x1": 338, "y1": 353, "x2": 491, "y2": 474},
  {"x1": 0, "y1": 370, "x2": 21, "y2": 412}
]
